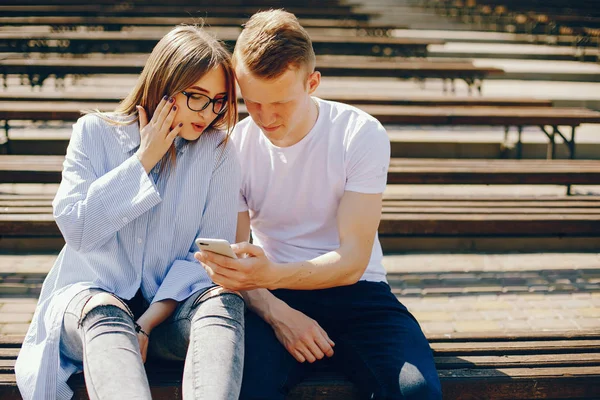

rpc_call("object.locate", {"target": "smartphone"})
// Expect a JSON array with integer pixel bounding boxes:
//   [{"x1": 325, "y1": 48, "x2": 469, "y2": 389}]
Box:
[{"x1": 195, "y1": 238, "x2": 237, "y2": 259}]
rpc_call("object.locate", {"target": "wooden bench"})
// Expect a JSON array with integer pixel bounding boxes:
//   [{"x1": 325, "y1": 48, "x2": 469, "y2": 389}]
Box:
[
  {"x1": 0, "y1": 31, "x2": 441, "y2": 58},
  {"x1": 0, "y1": 332, "x2": 598, "y2": 399},
  {"x1": 426, "y1": 0, "x2": 600, "y2": 51},
  {"x1": 4, "y1": 156, "x2": 600, "y2": 186},
  {"x1": 2, "y1": 102, "x2": 599, "y2": 159},
  {"x1": 0, "y1": 91, "x2": 553, "y2": 108},
  {"x1": 0, "y1": 5, "x2": 375, "y2": 21},
  {"x1": 0, "y1": 16, "x2": 401, "y2": 36},
  {"x1": 2, "y1": 158, "x2": 600, "y2": 250},
  {"x1": 0, "y1": 56, "x2": 499, "y2": 94}
]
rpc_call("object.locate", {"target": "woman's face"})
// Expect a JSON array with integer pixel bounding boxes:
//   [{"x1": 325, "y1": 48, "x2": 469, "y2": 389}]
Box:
[{"x1": 171, "y1": 65, "x2": 227, "y2": 141}]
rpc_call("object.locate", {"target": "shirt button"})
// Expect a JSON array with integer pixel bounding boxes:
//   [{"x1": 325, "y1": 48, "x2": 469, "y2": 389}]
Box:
[
  {"x1": 122, "y1": 217, "x2": 128, "y2": 223},
  {"x1": 137, "y1": 238, "x2": 143, "y2": 244}
]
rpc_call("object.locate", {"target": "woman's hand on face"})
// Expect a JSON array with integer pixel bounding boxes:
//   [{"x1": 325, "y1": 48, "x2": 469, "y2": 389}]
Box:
[{"x1": 135, "y1": 96, "x2": 183, "y2": 174}]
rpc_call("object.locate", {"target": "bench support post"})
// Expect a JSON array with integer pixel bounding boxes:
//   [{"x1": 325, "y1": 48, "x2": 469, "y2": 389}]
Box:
[
  {"x1": 517, "y1": 126, "x2": 523, "y2": 159},
  {"x1": 1, "y1": 120, "x2": 9, "y2": 155}
]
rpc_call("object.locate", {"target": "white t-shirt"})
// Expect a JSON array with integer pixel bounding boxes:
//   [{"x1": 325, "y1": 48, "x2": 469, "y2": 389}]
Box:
[{"x1": 232, "y1": 97, "x2": 390, "y2": 282}]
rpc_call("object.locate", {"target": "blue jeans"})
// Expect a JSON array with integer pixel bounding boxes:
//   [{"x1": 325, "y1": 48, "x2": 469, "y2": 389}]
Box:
[
  {"x1": 241, "y1": 281, "x2": 442, "y2": 400},
  {"x1": 61, "y1": 286, "x2": 245, "y2": 400}
]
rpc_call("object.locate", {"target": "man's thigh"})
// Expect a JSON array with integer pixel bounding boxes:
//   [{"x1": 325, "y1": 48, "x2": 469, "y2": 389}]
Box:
[
  {"x1": 239, "y1": 310, "x2": 311, "y2": 400},
  {"x1": 325, "y1": 282, "x2": 442, "y2": 400}
]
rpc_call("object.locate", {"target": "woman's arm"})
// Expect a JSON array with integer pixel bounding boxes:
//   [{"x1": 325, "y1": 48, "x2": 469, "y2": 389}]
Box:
[
  {"x1": 53, "y1": 115, "x2": 163, "y2": 252},
  {"x1": 152, "y1": 138, "x2": 242, "y2": 305}
]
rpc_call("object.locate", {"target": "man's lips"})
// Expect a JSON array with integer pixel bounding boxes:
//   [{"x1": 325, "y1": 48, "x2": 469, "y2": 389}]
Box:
[{"x1": 262, "y1": 125, "x2": 280, "y2": 132}]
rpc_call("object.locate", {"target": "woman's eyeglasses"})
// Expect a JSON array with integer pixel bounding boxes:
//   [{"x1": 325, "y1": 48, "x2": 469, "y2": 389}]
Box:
[{"x1": 181, "y1": 91, "x2": 228, "y2": 115}]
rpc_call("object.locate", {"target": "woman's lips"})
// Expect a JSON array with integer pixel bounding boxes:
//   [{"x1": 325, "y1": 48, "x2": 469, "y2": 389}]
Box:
[{"x1": 192, "y1": 123, "x2": 205, "y2": 132}]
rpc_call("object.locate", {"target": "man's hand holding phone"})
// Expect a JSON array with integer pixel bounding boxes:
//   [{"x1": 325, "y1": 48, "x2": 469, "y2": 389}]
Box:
[{"x1": 194, "y1": 240, "x2": 278, "y2": 291}]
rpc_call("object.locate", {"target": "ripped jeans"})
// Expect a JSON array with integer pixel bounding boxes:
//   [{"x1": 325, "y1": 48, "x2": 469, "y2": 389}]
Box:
[{"x1": 60, "y1": 286, "x2": 245, "y2": 400}]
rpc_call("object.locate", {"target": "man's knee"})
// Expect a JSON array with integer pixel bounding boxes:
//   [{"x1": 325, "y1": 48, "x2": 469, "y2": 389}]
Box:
[
  {"x1": 397, "y1": 362, "x2": 442, "y2": 400},
  {"x1": 81, "y1": 292, "x2": 133, "y2": 321}
]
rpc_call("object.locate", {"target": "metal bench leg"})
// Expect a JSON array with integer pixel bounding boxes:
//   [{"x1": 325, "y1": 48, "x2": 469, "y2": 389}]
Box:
[
  {"x1": 540, "y1": 125, "x2": 556, "y2": 159},
  {"x1": 517, "y1": 126, "x2": 523, "y2": 159},
  {"x1": 1, "y1": 120, "x2": 9, "y2": 155},
  {"x1": 569, "y1": 126, "x2": 576, "y2": 160}
]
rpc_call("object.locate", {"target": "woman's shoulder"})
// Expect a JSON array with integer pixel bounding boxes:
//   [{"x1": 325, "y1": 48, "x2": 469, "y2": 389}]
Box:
[
  {"x1": 77, "y1": 112, "x2": 135, "y2": 130},
  {"x1": 71, "y1": 112, "x2": 138, "y2": 153}
]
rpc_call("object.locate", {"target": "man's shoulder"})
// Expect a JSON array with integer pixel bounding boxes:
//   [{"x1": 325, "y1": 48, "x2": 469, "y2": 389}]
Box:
[
  {"x1": 319, "y1": 98, "x2": 383, "y2": 132},
  {"x1": 318, "y1": 99, "x2": 386, "y2": 142}
]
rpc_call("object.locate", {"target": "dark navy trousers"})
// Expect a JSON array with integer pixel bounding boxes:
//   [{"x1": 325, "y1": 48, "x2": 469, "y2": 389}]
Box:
[{"x1": 240, "y1": 281, "x2": 442, "y2": 400}]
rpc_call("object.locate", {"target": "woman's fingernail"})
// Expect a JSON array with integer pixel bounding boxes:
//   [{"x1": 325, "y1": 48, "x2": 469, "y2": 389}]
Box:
[
  {"x1": 178, "y1": 122, "x2": 183, "y2": 127},
  {"x1": 169, "y1": 97, "x2": 174, "y2": 103},
  {"x1": 172, "y1": 105, "x2": 177, "y2": 111},
  {"x1": 163, "y1": 95, "x2": 168, "y2": 100}
]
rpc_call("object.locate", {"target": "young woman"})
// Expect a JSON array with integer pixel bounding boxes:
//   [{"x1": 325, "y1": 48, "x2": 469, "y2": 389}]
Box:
[{"x1": 15, "y1": 25, "x2": 244, "y2": 400}]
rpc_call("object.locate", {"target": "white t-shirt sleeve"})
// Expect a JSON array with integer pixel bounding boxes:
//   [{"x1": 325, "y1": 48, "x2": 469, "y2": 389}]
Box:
[
  {"x1": 345, "y1": 119, "x2": 390, "y2": 194},
  {"x1": 238, "y1": 187, "x2": 249, "y2": 212}
]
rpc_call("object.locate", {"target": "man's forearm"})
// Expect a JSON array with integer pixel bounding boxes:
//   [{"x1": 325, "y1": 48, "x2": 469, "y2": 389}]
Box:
[
  {"x1": 242, "y1": 288, "x2": 288, "y2": 325},
  {"x1": 268, "y1": 244, "x2": 368, "y2": 291}
]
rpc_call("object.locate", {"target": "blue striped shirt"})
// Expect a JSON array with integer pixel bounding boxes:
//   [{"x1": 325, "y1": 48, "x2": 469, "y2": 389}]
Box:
[{"x1": 15, "y1": 113, "x2": 240, "y2": 400}]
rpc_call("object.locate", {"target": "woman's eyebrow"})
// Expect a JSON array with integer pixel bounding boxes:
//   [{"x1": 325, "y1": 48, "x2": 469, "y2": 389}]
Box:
[
  {"x1": 188, "y1": 86, "x2": 209, "y2": 93},
  {"x1": 188, "y1": 86, "x2": 227, "y2": 97}
]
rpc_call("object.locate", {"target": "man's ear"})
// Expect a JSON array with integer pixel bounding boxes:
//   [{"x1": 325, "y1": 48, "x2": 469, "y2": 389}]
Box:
[{"x1": 307, "y1": 71, "x2": 321, "y2": 94}]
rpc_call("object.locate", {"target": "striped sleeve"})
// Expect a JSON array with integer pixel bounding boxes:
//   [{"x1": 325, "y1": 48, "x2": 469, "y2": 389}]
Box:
[
  {"x1": 53, "y1": 115, "x2": 162, "y2": 252},
  {"x1": 152, "y1": 139, "x2": 241, "y2": 303}
]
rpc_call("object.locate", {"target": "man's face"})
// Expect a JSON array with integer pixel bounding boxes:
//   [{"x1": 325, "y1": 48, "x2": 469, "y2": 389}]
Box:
[{"x1": 235, "y1": 65, "x2": 319, "y2": 145}]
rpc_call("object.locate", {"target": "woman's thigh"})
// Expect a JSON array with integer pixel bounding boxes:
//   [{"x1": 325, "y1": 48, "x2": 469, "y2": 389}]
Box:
[{"x1": 148, "y1": 286, "x2": 243, "y2": 361}]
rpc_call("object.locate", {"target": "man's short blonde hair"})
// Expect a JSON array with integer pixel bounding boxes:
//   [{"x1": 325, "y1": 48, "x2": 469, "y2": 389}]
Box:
[{"x1": 233, "y1": 9, "x2": 316, "y2": 80}]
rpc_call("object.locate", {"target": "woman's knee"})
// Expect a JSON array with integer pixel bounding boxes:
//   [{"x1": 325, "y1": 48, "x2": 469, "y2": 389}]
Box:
[
  {"x1": 190, "y1": 288, "x2": 245, "y2": 322},
  {"x1": 81, "y1": 292, "x2": 133, "y2": 323}
]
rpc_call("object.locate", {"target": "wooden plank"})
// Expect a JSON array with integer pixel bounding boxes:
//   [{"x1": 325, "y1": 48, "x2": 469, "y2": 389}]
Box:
[
  {"x1": 378, "y1": 216, "x2": 600, "y2": 236},
  {"x1": 0, "y1": 5, "x2": 375, "y2": 21},
  {"x1": 2, "y1": 352, "x2": 600, "y2": 370},
  {"x1": 0, "y1": 57, "x2": 498, "y2": 81},
  {"x1": 0, "y1": 207, "x2": 53, "y2": 214},
  {"x1": 0, "y1": 16, "x2": 400, "y2": 31},
  {"x1": 2, "y1": 156, "x2": 600, "y2": 185},
  {"x1": 435, "y1": 353, "x2": 600, "y2": 368},
  {"x1": 0, "y1": 31, "x2": 436, "y2": 57},
  {"x1": 382, "y1": 206, "x2": 600, "y2": 214},
  {"x1": 3, "y1": 102, "x2": 600, "y2": 126},
  {"x1": 431, "y1": 340, "x2": 600, "y2": 354},
  {"x1": 5, "y1": 198, "x2": 600, "y2": 210},
  {"x1": 427, "y1": 331, "x2": 600, "y2": 341},
  {"x1": 0, "y1": 91, "x2": 551, "y2": 108},
  {"x1": 3, "y1": 212, "x2": 600, "y2": 237}
]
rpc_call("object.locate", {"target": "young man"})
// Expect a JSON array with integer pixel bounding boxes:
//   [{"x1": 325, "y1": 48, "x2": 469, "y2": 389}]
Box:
[{"x1": 195, "y1": 10, "x2": 442, "y2": 400}]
